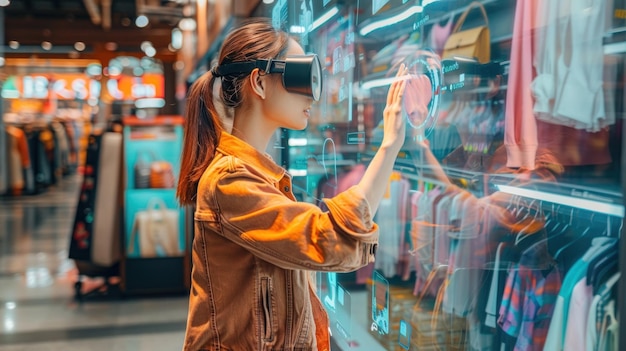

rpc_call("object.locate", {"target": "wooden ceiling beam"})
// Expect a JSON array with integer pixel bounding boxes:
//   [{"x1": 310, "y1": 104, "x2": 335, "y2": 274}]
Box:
[{"x1": 5, "y1": 18, "x2": 173, "y2": 48}]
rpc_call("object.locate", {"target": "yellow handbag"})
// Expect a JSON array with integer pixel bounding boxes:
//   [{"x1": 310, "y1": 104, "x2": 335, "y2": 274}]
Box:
[{"x1": 442, "y1": 1, "x2": 491, "y2": 64}]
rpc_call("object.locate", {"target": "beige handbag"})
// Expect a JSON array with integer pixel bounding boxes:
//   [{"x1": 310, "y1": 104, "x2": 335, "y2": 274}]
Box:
[
  {"x1": 442, "y1": 1, "x2": 491, "y2": 64},
  {"x1": 128, "y1": 198, "x2": 181, "y2": 258}
]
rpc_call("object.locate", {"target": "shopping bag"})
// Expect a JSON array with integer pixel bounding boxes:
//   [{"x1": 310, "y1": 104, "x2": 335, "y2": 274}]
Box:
[
  {"x1": 442, "y1": 1, "x2": 491, "y2": 64},
  {"x1": 128, "y1": 198, "x2": 181, "y2": 257}
]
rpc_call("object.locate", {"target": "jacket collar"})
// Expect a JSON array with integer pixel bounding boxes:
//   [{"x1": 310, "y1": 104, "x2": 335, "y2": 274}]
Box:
[{"x1": 216, "y1": 131, "x2": 287, "y2": 182}]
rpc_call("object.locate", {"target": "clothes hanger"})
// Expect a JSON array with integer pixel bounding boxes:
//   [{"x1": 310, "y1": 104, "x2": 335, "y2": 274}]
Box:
[
  {"x1": 553, "y1": 209, "x2": 591, "y2": 260},
  {"x1": 543, "y1": 203, "x2": 560, "y2": 234},
  {"x1": 590, "y1": 249, "x2": 618, "y2": 292},
  {"x1": 514, "y1": 199, "x2": 543, "y2": 247},
  {"x1": 545, "y1": 205, "x2": 575, "y2": 258}
]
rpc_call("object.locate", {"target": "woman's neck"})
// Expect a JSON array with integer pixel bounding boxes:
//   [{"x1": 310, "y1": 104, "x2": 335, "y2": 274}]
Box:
[{"x1": 231, "y1": 108, "x2": 277, "y2": 153}]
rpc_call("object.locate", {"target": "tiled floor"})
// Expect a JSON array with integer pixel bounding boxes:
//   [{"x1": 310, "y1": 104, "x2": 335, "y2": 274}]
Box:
[{"x1": 0, "y1": 175, "x2": 188, "y2": 350}]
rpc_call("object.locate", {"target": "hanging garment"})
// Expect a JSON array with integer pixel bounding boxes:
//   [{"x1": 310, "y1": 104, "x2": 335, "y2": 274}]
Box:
[
  {"x1": 532, "y1": 0, "x2": 612, "y2": 131},
  {"x1": 5, "y1": 126, "x2": 31, "y2": 195},
  {"x1": 504, "y1": 0, "x2": 539, "y2": 169},
  {"x1": 585, "y1": 273, "x2": 620, "y2": 351},
  {"x1": 427, "y1": 14, "x2": 455, "y2": 56},
  {"x1": 498, "y1": 241, "x2": 562, "y2": 351},
  {"x1": 543, "y1": 237, "x2": 616, "y2": 351}
]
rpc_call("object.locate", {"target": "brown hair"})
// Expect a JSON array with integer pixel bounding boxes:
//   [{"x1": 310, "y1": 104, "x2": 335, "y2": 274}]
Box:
[{"x1": 177, "y1": 19, "x2": 290, "y2": 205}]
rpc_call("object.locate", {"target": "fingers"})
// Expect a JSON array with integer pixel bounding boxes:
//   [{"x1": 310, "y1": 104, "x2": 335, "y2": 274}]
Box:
[
  {"x1": 395, "y1": 68, "x2": 408, "y2": 103},
  {"x1": 387, "y1": 63, "x2": 407, "y2": 106}
]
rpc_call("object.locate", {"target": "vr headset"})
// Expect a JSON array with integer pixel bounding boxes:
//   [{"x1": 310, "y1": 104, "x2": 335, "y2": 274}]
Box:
[{"x1": 212, "y1": 54, "x2": 323, "y2": 101}]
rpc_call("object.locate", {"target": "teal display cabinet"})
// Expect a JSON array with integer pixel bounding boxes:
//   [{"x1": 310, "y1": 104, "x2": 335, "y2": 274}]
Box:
[{"x1": 122, "y1": 115, "x2": 187, "y2": 295}]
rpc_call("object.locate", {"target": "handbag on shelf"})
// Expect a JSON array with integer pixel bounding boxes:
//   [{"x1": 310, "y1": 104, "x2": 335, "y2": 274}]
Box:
[
  {"x1": 149, "y1": 161, "x2": 175, "y2": 188},
  {"x1": 442, "y1": 1, "x2": 491, "y2": 64},
  {"x1": 133, "y1": 150, "x2": 175, "y2": 189},
  {"x1": 128, "y1": 198, "x2": 181, "y2": 258}
]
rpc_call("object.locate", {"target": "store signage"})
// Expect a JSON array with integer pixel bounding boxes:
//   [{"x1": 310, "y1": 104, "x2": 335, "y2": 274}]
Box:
[
  {"x1": 3, "y1": 74, "x2": 101, "y2": 100},
  {"x1": 2, "y1": 72, "x2": 162, "y2": 101},
  {"x1": 106, "y1": 73, "x2": 164, "y2": 100}
]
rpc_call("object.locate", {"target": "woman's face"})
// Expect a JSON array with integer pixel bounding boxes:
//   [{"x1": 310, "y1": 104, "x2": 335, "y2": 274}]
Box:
[{"x1": 262, "y1": 38, "x2": 313, "y2": 131}]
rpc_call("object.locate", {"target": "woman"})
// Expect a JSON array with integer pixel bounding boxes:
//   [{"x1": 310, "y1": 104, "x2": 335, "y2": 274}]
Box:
[{"x1": 177, "y1": 19, "x2": 408, "y2": 351}]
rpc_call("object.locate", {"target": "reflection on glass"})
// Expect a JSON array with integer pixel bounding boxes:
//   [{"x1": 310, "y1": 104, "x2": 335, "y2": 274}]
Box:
[
  {"x1": 267, "y1": 0, "x2": 626, "y2": 350},
  {"x1": 371, "y1": 271, "x2": 389, "y2": 335},
  {"x1": 323, "y1": 271, "x2": 337, "y2": 311},
  {"x1": 335, "y1": 284, "x2": 352, "y2": 341},
  {"x1": 398, "y1": 319, "x2": 411, "y2": 350}
]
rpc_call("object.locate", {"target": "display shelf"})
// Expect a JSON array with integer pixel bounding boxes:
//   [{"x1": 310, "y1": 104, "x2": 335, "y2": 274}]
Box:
[
  {"x1": 488, "y1": 175, "x2": 625, "y2": 218},
  {"x1": 121, "y1": 115, "x2": 187, "y2": 295}
]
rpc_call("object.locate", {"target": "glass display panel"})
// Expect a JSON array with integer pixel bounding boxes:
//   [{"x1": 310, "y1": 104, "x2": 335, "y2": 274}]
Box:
[{"x1": 261, "y1": 0, "x2": 625, "y2": 349}]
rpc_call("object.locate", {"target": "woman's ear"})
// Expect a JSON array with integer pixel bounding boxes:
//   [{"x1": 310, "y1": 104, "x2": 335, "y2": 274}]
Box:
[{"x1": 248, "y1": 68, "x2": 266, "y2": 100}]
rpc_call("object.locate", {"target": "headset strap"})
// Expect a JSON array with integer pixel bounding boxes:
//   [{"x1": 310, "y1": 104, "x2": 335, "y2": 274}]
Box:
[{"x1": 212, "y1": 59, "x2": 286, "y2": 77}]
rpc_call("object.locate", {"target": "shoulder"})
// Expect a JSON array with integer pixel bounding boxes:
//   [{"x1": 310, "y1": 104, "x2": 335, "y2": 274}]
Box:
[{"x1": 197, "y1": 154, "x2": 278, "y2": 204}]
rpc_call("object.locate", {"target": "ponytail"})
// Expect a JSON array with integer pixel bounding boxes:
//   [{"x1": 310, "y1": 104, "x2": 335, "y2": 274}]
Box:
[
  {"x1": 177, "y1": 19, "x2": 291, "y2": 206},
  {"x1": 176, "y1": 71, "x2": 224, "y2": 206}
]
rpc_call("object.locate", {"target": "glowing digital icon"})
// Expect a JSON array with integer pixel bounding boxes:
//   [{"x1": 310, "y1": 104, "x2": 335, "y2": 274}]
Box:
[
  {"x1": 400, "y1": 50, "x2": 443, "y2": 141},
  {"x1": 371, "y1": 271, "x2": 390, "y2": 335},
  {"x1": 321, "y1": 138, "x2": 338, "y2": 191}
]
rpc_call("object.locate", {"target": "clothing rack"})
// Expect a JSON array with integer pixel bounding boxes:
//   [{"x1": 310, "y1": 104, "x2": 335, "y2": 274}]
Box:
[
  {"x1": 1, "y1": 117, "x2": 81, "y2": 196},
  {"x1": 489, "y1": 174, "x2": 625, "y2": 219}
]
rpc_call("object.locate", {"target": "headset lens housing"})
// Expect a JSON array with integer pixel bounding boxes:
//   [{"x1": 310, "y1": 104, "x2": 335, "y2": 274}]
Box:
[{"x1": 282, "y1": 54, "x2": 323, "y2": 101}]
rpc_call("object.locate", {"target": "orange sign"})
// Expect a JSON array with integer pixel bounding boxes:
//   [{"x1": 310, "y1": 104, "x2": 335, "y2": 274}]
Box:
[{"x1": 106, "y1": 73, "x2": 164, "y2": 100}]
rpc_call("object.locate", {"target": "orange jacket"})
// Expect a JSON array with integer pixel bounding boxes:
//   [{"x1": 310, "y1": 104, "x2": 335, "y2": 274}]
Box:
[{"x1": 183, "y1": 132, "x2": 379, "y2": 351}]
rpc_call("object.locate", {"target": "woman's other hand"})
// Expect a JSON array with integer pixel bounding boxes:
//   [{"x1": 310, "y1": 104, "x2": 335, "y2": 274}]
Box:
[{"x1": 381, "y1": 64, "x2": 409, "y2": 152}]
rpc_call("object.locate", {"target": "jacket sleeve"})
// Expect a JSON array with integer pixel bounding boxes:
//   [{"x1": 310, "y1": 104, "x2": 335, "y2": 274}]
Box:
[{"x1": 196, "y1": 168, "x2": 379, "y2": 272}]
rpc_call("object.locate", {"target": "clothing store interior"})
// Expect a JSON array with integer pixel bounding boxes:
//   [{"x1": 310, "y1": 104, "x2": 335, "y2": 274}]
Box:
[{"x1": 1, "y1": 0, "x2": 625, "y2": 350}]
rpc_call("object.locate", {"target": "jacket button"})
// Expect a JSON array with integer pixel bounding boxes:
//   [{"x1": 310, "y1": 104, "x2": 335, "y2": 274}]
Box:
[{"x1": 284, "y1": 186, "x2": 290, "y2": 192}]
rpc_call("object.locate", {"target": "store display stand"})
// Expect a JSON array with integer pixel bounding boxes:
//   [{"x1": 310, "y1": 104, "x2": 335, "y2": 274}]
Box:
[
  {"x1": 0, "y1": 81, "x2": 7, "y2": 195},
  {"x1": 69, "y1": 130, "x2": 124, "y2": 301},
  {"x1": 121, "y1": 115, "x2": 188, "y2": 296}
]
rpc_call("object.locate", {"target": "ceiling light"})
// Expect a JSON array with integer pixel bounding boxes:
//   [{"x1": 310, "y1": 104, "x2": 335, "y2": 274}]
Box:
[
  {"x1": 74, "y1": 42, "x2": 86, "y2": 51},
  {"x1": 135, "y1": 15, "x2": 149, "y2": 28},
  {"x1": 0, "y1": 0, "x2": 10, "y2": 7},
  {"x1": 8, "y1": 41, "x2": 19, "y2": 49},
  {"x1": 135, "y1": 98, "x2": 166, "y2": 109},
  {"x1": 140, "y1": 41, "x2": 153, "y2": 52},
  {"x1": 263, "y1": 0, "x2": 274, "y2": 3},
  {"x1": 171, "y1": 28, "x2": 182, "y2": 50},
  {"x1": 41, "y1": 41, "x2": 52, "y2": 51},
  {"x1": 178, "y1": 18, "x2": 196, "y2": 31},
  {"x1": 144, "y1": 46, "x2": 157, "y2": 57}
]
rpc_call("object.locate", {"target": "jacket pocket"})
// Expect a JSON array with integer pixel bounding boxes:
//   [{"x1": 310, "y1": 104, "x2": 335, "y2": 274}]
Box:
[{"x1": 261, "y1": 277, "x2": 275, "y2": 342}]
